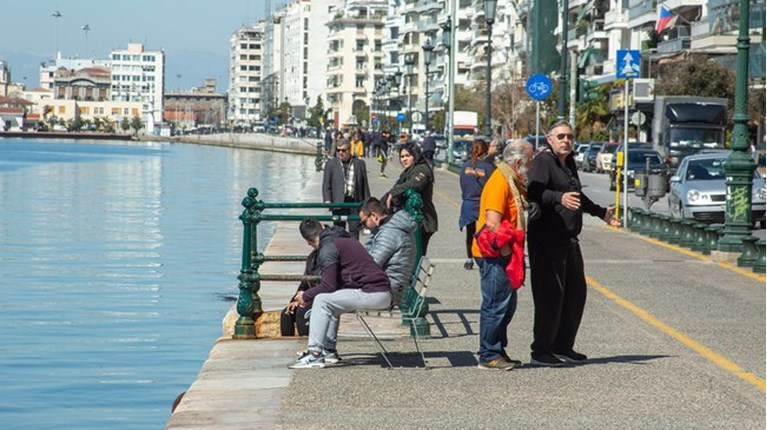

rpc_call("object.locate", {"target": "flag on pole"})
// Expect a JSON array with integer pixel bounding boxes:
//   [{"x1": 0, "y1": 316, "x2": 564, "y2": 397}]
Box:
[{"x1": 655, "y1": 5, "x2": 677, "y2": 34}]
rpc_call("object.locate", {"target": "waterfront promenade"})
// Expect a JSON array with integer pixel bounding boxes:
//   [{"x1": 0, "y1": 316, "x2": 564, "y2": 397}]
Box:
[{"x1": 165, "y1": 149, "x2": 765, "y2": 429}]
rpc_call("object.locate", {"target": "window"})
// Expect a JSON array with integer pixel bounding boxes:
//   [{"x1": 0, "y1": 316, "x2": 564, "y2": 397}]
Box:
[
  {"x1": 112, "y1": 107, "x2": 120, "y2": 115},
  {"x1": 356, "y1": 41, "x2": 365, "y2": 51},
  {"x1": 356, "y1": 77, "x2": 364, "y2": 88},
  {"x1": 356, "y1": 59, "x2": 365, "y2": 69}
]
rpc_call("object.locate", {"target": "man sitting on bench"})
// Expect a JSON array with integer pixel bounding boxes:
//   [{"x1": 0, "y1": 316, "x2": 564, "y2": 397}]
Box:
[
  {"x1": 358, "y1": 197, "x2": 418, "y2": 307},
  {"x1": 289, "y1": 218, "x2": 392, "y2": 369}
]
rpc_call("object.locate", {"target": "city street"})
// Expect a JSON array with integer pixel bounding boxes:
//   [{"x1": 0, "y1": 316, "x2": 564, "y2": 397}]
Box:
[{"x1": 577, "y1": 169, "x2": 767, "y2": 240}]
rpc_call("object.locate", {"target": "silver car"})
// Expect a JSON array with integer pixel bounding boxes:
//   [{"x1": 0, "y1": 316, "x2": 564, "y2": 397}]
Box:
[{"x1": 668, "y1": 151, "x2": 766, "y2": 225}]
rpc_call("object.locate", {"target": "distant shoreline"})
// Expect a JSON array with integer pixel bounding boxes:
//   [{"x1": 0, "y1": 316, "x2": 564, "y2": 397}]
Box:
[{"x1": 0, "y1": 131, "x2": 133, "y2": 141}]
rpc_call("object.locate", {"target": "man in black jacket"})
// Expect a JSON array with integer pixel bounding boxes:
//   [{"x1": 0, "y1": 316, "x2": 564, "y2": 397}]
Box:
[
  {"x1": 527, "y1": 120, "x2": 620, "y2": 367},
  {"x1": 322, "y1": 139, "x2": 370, "y2": 238}
]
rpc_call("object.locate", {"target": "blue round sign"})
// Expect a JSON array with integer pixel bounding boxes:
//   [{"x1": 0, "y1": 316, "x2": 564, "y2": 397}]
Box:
[
  {"x1": 396, "y1": 112, "x2": 405, "y2": 123},
  {"x1": 526, "y1": 74, "x2": 553, "y2": 101}
]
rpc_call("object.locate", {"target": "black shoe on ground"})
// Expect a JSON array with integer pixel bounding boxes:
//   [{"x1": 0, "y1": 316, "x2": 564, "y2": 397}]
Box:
[
  {"x1": 501, "y1": 350, "x2": 523, "y2": 367},
  {"x1": 530, "y1": 352, "x2": 566, "y2": 367},
  {"x1": 553, "y1": 350, "x2": 587, "y2": 363}
]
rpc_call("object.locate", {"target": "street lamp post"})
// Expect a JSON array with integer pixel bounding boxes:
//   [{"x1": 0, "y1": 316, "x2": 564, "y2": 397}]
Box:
[
  {"x1": 483, "y1": 0, "x2": 497, "y2": 138},
  {"x1": 718, "y1": 0, "x2": 754, "y2": 252},
  {"x1": 404, "y1": 54, "x2": 416, "y2": 136},
  {"x1": 442, "y1": 13, "x2": 455, "y2": 163},
  {"x1": 81, "y1": 24, "x2": 90, "y2": 58},
  {"x1": 422, "y1": 39, "x2": 434, "y2": 133},
  {"x1": 52, "y1": 10, "x2": 62, "y2": 60}
]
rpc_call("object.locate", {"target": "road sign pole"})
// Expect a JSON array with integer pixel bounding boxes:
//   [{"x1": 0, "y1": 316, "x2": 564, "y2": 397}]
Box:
[
  {"x1": 623, "y1": 78, "x2": 629, "y2": 227},
  {"x1": 535, "y1": 101, "x2": 541, "y2": 144}
]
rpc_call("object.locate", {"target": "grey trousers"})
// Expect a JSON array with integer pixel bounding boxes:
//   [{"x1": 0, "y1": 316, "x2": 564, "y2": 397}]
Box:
[{"x1": 307, "y1": 289, "x2": 391, "y2": 352}]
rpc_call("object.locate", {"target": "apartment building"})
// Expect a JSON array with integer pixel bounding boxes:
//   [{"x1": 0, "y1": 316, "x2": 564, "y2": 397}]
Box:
[
  {"x1": 262, "y1": 12, "x2": 284, "y2": 118},
  {"x1": 325, "y1": 0, "x2": 387, "y2": 126},
  {"x1": 229, "y1": 22, "x2": 265, "y2": 124},
  {"x1": 109, "y1": 43, "x2": 165, "y2": 133}
]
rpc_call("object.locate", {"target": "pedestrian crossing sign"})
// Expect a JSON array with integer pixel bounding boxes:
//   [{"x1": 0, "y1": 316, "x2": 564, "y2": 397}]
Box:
[{"x1": 616, "y1": 50, "x2": 640, "y2": 79}]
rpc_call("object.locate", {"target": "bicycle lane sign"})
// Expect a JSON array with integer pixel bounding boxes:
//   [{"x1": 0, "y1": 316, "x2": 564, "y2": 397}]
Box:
[{"x1": 526, "y1": 74, "x2": 552, "y2": 101}]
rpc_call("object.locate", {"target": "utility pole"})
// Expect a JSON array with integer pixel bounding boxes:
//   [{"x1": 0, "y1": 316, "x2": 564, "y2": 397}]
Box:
[{"x1": 557, "y1": 0, "x2": 569, "y2": 120}]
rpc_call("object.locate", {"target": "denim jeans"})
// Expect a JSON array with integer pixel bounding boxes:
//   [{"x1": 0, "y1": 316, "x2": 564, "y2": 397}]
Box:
[
  {"x1": 307, "y1": 289, "x2": 391, "y2": 353},
  {"x1": 475, "y1": 257, "x2": 518, "y2": 362}
]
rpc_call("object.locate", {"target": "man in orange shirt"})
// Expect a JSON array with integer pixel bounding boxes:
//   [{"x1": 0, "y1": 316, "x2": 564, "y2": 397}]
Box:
[{"x1": 472, "y1": 139, "x2": 534, "y2": 371}]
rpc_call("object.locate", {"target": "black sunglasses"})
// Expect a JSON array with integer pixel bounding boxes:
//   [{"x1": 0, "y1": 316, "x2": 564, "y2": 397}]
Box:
[{"x1": 554, "y1": 133, "x2": 574, "y2": 140}]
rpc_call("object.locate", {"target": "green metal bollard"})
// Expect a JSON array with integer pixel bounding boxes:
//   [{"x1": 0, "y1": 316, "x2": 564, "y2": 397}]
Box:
[
  {"x1": 703, "y1": 226, "x2": 719, "y2": 254},
  {"x1": 234, "y1": 187, "x2": 261, "y2": 339},
  {"x1": 678, "y1": 220, "x2": 697, "y2": 249},
  {"x1": 667, "y1": 218, "x2": 683, "y2": 245},
  {"x1": 648, "y1": 213, "x2": 662, "y2": 239},
  {"x1": 753, "y1": 239, "x2": 766, "y2": 274},
  {"x1": 691, "y1": 223, "x2": 709, "y2": 253},
  {"x1": 656, "y1": 215, "x2": 672, "y2": 241},
  {"x1": 737, "y1": 236, "x2": 760, "y2": 268}
]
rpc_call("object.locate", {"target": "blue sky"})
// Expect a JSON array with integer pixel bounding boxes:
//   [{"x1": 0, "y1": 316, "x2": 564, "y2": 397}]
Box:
[{"x1": 0, "y1": 0, "x2": 280, "y2": 90}]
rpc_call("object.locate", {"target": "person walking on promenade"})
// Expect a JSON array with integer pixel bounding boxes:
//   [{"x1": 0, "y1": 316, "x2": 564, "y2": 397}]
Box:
[
  {"x1": 280, "y1": 248, "x2": 320, "y2": 336},
  {"x1": 421, "y1": 130, "x2": 436, "y2": 165},
  {"x1": 350, "y1": 129, "x2": 365, "y2": 158},
  {"x1": 384, "y1": 142, "x2": 438, "y2": 256},
  {"x1": 378, "y1": 129, "x2": 392, "y2": 178},
  {"x1": 527, "y1": 120, "x2": 620, "y2": 367},
  {"x1": 359, "y1": 197, "x2": 418, "y2": 307},
  {"x1": 322, "y1": 139, "x2": 370, "y2": 239},
  {"x1": 459, "y1": 138, "x2": 496, "y2": 270},
  {"x1": 290, "y1": 219, "x2": 391, "y2": 369},
  {"x1": 471, "y1": 140, "x2": 533, "y2": 371},
  {"x1": 368, "y1": 129, "x2": 381, "y2": 160}
]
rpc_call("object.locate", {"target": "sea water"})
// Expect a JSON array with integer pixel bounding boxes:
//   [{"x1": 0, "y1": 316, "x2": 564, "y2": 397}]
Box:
[{"x1": 0, "y1": 138, "x2": 315, "y2": 429}]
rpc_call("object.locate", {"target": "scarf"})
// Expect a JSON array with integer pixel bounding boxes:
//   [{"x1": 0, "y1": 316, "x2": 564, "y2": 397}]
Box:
[
  {"x1": 344, "y1": 160, "x2": 356, "y2": 198},
  {"x1": 495, "y1": 162, "x2": 528, "y2": 231}
]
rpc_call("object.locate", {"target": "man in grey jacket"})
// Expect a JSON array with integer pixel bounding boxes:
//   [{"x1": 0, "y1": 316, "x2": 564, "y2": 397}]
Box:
[
  {"x1": 322, "y1": 139, "x2": 371, "y2": 239},
  {"x1": 359, "y1": 197, "x2": 418, "y2": 306}
]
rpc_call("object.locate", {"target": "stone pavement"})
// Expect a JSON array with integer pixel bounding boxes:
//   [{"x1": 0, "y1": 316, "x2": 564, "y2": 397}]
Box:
[{"x1": 166, "y1": 155, "x2": 765, "y2": 430}]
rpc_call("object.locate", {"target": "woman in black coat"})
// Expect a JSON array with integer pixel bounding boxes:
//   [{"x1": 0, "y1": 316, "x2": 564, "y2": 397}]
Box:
[{"x1": 384, "y1": 142, "x2": 438, "y2": 256}]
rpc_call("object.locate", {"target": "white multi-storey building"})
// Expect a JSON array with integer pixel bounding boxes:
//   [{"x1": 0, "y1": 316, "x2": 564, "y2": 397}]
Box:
[
  {"x1": 325, "y1": 0, "x2": 387, "y2": 127},
  {"x1": 262, "y1": 12, "x2": 284, "y2": 118},
  {"x1": 110, "y1": 43, "x2": 165, "y2": 133},
  {"x1": 229, "y1": 22, "x2": 265, "y2": 124}
]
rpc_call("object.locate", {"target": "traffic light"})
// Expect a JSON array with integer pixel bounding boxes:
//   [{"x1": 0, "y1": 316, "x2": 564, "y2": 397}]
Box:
[{"x1": 578, "y1": 78, "x2": 600, "y2": 103}]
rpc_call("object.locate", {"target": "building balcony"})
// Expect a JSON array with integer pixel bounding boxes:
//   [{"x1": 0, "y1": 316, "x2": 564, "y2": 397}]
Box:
[
  {"x1": 657, "y1": 37, "x2": 691, "y2": 54},
  {"x1": 383, "y1": 39, "x2": 399, "y2": 51},
  {"x1": 627, "y1": 0, "x2": 656, "y2": 29},
  {"x1": 604, "y1": 9, "x2": 627, "y2": 30}
]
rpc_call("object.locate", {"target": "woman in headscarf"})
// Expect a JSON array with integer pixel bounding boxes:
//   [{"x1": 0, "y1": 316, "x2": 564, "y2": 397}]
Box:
[
  {"x1": 458, "y1": 138, "x2": 496, "y2": 270},
  {"x1": 384, "y1": 142, "x2": 438, "y2": 256}
]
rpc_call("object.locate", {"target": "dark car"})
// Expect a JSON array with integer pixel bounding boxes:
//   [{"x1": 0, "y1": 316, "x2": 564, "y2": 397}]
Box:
[
  {"x1": 609, "y1": 148, "x2": 665, "y2": 191},
  {"x1": 580, "y1": 143, "x2": 601, "y2": 172}
]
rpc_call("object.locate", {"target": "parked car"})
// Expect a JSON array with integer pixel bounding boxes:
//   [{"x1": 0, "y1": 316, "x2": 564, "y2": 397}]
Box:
[
  {"x1": 580, "y1": 143, "x2": 601, "y2": 172},
  {"x1": 574, "y1": 143, "x2": 590, "y2": 166},
  {"x1": 609, "y1": 148, "x2": 665, "y2": 191},
  {"x1": 595, "y1": 142, "x2": 619, "y2": 173},
  {"x1": 668, "y1": 151, "x2": 767, "y2": 226}
]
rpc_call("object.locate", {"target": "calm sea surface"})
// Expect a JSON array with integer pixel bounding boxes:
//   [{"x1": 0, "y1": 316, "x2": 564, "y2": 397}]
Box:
[{"x1": 0, "y1": 138, "x2": 315, "y2": 429}]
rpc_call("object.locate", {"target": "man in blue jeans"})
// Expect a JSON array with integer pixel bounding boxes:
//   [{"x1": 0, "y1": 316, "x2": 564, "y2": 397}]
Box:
[
  {"x1": 471, "y1": 140, "x2": 534, "y2": 371},
  {"x1": 290, "y1": 218, "x2": 391, "y2": 369}
]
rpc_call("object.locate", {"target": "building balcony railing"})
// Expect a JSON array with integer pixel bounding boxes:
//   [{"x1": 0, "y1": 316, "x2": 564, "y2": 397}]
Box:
[
  {"x1": 657, "y1": 36, "x2": 691, "y2": 54},
  {"x1": 628, "y1": 1, "x2": 654, "y2": 21}
]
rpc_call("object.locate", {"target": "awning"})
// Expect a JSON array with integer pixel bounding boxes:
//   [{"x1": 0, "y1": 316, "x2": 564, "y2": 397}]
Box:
[
  {"x1": 588, "y1": 72, "x2": 616, "y2": 85},
  {"x1": 578, "y1": 48, "x2": 595, "y2": 68},
  {"x1": 575, "y1": 0, "x2": 595, "y2": 24}
]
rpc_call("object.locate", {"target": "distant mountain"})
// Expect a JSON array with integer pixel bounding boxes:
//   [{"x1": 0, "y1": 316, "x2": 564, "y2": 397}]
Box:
[
  {"x1": 0, "y1": 50, "x2": 50, "y2": 88},
  {"x1": 0, "y1": 49, "x2": 230, "y2": 93},
  {"x1": 165, "y1": 50, "x2": 230, "y2": 93}
]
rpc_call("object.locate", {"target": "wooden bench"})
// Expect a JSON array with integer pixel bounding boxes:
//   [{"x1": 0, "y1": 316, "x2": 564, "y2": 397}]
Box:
[{"x1": 355, "y1": 256, "x2": 435, "y2": 369}]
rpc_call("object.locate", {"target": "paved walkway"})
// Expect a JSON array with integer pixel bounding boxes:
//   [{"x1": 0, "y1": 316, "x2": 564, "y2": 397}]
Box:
[{"x1": 166, "y1": 156, "x2": 765, "y2": 429}]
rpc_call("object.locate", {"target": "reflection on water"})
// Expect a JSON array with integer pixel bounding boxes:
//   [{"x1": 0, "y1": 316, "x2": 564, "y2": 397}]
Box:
[{"x1": 0, "y1": 139, "x2": 315, "y2": 429}]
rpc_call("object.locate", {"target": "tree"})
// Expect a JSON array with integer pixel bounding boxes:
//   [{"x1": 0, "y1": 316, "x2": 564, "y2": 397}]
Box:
[
  {"x1": 574, "y1": 83, "x2": 611, "y2": 141},
  {"x1": 120, "y1": 117, "x2": 131, "y2": 133},
  {"x1": 130, "y1": 115, "x2": 144, "y2": 135},
  {"x1": 307, "y1": 96, "x2": 328, "y2": 129},
  {"x1": 354, "y1": 103, "x2": 370, "y2": 128}
]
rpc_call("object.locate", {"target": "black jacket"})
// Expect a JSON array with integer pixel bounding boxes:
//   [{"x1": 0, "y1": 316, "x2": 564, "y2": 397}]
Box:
[
  {"x1": 387, "y1": 149, "x2": 438, "y2": 234},
  {"x1": 527, "y1": 148, "x2": 606, "y2": 245}
]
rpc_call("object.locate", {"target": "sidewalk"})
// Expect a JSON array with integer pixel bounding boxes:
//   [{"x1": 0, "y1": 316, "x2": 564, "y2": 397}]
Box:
[{"x1": 166, "y1": 156, "x2": 765, "y2": 430}]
